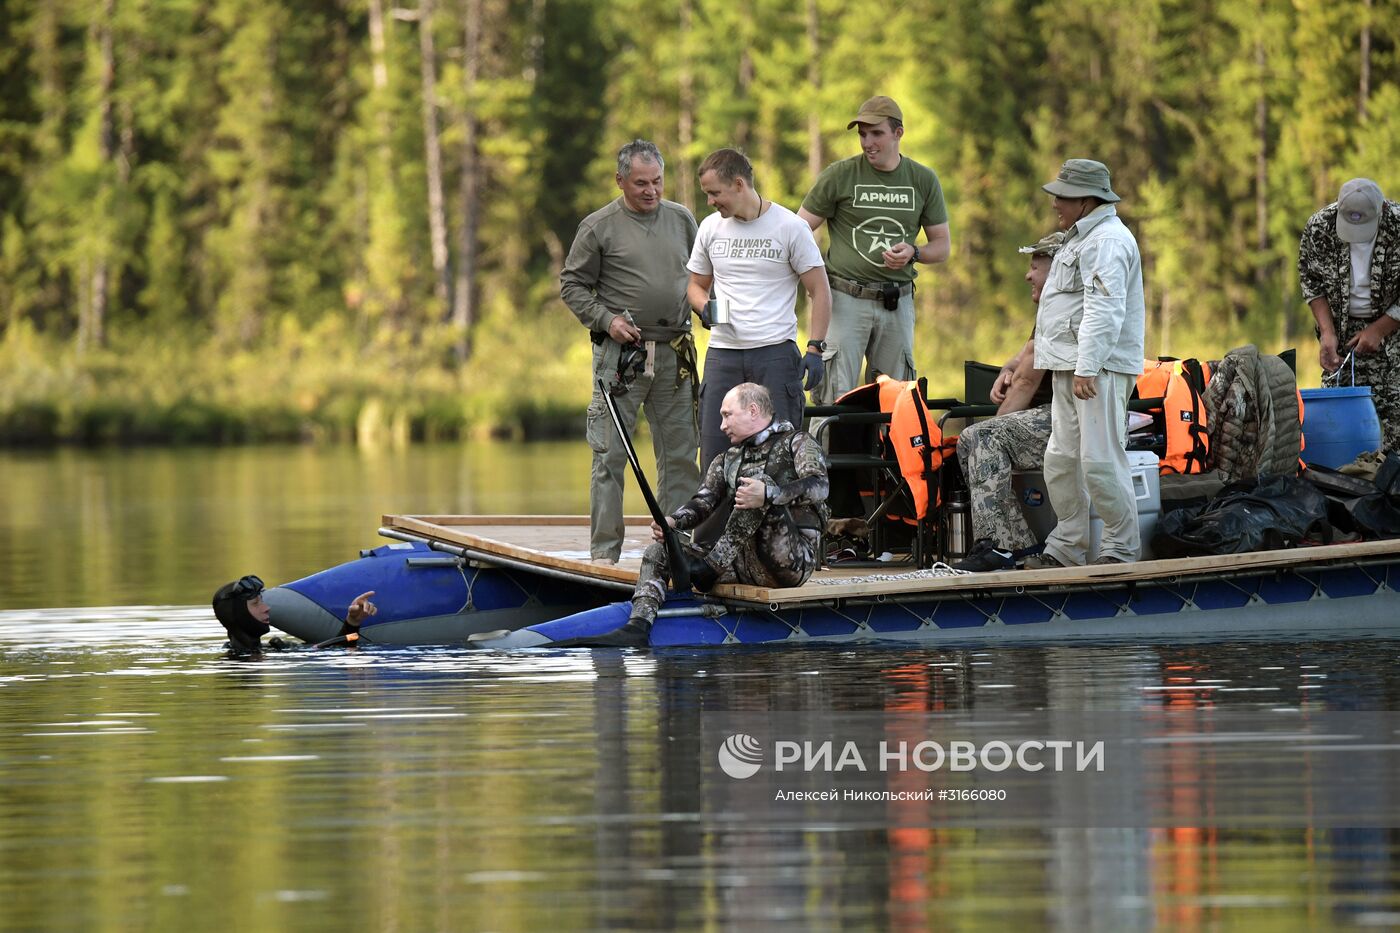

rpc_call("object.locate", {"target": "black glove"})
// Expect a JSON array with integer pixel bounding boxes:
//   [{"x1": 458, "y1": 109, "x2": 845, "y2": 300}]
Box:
[
  {"x1": 801, "y1": 350, "x2": 825, "y2": 392},
  {"x1": 696, "y1": 301, "x2": 713, "y2": 329}
]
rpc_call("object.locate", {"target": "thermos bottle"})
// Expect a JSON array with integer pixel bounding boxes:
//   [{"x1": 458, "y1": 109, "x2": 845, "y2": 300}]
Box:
[{"x1": 945, "y1": 489, "x2": 972, "y2": 560}]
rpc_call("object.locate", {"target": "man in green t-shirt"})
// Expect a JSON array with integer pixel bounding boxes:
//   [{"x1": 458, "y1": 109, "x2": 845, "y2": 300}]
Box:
[{"x1": 798, "y1": 96, "x2": 951, "y2": 405}]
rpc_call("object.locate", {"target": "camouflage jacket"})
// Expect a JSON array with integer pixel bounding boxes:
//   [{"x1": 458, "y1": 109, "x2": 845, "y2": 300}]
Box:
[
  {"x1": 1298, "y1": 200, "x2": 1400, "y2": 322},
  {"x1": 672, "y1": 421, "x2": 829, "y2": 530}
]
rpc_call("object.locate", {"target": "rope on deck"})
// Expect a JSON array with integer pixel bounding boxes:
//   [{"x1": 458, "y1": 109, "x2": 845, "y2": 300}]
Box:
[{"x1": 813, "y1": 562, "x2": 971, "y2": 585}]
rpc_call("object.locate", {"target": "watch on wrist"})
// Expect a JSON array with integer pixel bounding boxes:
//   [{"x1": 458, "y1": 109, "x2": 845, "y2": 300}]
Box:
[
  {"x1": 907, "y1": 243, "x2": 920, "y2": 262},
  {"x1": 806, "y1": 339, "x2": 827, "y2": 353}
]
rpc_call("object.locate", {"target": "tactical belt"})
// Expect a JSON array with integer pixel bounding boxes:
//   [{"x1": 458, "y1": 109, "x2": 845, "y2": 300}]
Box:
[
  {"x1": 828, "y1": 273, "x2": 914, "y2": 303},
  {"x1": 591, "y1": 328, "x2": 692, "y2": 345}
]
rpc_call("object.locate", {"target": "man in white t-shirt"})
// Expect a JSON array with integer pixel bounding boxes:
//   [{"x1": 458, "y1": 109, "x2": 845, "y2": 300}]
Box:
[{"x1": 687, "y1": 148, "x2": 831, "y2": 468}]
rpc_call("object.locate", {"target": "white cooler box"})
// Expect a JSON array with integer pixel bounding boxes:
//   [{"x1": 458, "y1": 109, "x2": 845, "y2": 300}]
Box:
[{"x1": 1012, "y1": 450, "x2": 1161, "y2": 560}]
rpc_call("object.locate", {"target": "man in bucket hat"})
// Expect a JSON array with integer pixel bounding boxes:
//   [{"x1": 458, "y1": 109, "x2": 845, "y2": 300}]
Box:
[
  {"x1": 1023, "y1": 159, "x2": 1146, "y2": 569},
  {"x1": 1299, "y1": 178, "x2": 1400, "y2": 453},
  {"x1": 797, "y1": 95, "x2": 950, "y2": 406}
]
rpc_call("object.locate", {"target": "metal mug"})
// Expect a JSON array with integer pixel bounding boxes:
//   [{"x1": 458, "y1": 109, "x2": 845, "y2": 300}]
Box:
[{"x1": 704, "y1": 297, "x2": 731, "y2": 327}]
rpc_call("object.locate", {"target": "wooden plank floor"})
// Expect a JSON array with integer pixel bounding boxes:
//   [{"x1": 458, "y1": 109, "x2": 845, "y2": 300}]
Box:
[{"x1": 383, "y1": 514, "x2": 1400, "y2": 606}]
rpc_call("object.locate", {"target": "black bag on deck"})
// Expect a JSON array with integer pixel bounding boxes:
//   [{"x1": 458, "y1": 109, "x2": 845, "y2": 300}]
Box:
[
  {"x1": 1336, "y1": 493, "x2": 1400, "y2": 539},
  {"x1": 1151, "y1": 474, "x2": 1331, "y2": 558},
  {"x1": 1301, "y1": 464, "x2": 1400, "y2": 540},
  {"x1": 1375, "y1": 452, "x2": 1400, "y2": 499}
]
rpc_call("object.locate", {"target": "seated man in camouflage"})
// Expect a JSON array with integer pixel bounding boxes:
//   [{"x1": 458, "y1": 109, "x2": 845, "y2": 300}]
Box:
[
  {"x1": 953, "y1": 231, "x2": 1064, "y2": 571},
  {"x1": 595, "y1": 382, "x2": 829, "y2": 646}
]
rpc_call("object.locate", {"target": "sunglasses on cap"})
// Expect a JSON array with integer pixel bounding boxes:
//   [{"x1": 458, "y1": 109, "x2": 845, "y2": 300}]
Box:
[{"x1": 231, "y1": 574, "x2": 265, "y2": 601}]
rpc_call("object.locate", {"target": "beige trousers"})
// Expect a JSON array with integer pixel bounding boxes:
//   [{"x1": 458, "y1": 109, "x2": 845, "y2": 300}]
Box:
[{"x1": 1041, "y1": 370, "x2": 1140, "y2": 565}]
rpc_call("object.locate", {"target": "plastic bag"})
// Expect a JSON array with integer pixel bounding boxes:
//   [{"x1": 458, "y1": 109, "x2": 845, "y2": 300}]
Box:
[{"x1": 1152, "y1": 474, "x2": 1332, "y2": 558}]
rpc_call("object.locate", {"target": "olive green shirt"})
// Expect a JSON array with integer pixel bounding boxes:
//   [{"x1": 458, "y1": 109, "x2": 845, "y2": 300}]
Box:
[
  {"x1": 800, "y1": 155, "x2": 947, "y2": 284},
  {"x1": 560, "y1": 198, "x2": 698, "y2": 339}
]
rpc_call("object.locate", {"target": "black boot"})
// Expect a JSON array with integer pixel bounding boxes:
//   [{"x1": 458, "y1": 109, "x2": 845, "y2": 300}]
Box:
[
  {"x1": 555, "y1": 615, "x2": 652, "y2": 648},
  {"x1": 684, "y1": 553, "x2": 720, "y2": 592},
  {"x1": 595, "y1": 615, "x2": 652, "y2": 647}
]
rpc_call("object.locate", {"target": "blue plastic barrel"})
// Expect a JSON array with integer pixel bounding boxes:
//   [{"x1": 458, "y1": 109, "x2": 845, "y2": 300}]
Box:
[{"x1": 1300, "y1": 386, "x2": 1382, "y2": 468}]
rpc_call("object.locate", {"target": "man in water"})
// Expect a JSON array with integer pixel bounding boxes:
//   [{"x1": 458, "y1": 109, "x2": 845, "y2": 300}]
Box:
[
  {"x1": 213, "y1": 574, "x2": 376, "y2": 654},
  {"x1": 584, "y1": 383, "x2": 829, "y2": 646}
]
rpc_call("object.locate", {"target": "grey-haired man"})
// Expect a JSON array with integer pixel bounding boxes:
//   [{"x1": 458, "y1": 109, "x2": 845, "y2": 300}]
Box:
[
  {"x1": 1299, "y1": 178, "x2": 1400, "y2": 453},
  {"x1": 953, "y1": 232, "x2": 1062, "y2": 572},
  {"x1": 1025, "y1": 159, "x2": 1145, "y2": 569},
  {"x1": 561, "y1": 140, "x2": 702, "y2": 563}
]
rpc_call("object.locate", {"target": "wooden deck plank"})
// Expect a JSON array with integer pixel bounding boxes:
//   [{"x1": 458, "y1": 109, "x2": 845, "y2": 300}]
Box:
[
  {"x1": 383, "y1": 514, "x2": 1400, "y2": 606},
  {"x1": 734, "y1": 537, "x2": 1400, "y2": 602},
  {"x1": 387, "y1": 514, "x2": 648, "y2": 585},
  {"x1": 382, "y1": 514, "x2": 652, "y2": 527}
]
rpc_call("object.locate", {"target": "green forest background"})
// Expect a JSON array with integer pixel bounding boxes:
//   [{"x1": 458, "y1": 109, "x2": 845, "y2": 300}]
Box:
[{"x1": 1, "y1": 0, "x2": 1397, "y2": 445}]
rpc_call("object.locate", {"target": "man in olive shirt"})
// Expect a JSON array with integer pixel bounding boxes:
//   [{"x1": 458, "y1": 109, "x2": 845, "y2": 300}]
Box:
[
  {"x1": 798, "y1": 96, "x2": 951, "y2": 404},
  {"x1": 560, "y1": 140, "x2": 702, "y2": 563}
]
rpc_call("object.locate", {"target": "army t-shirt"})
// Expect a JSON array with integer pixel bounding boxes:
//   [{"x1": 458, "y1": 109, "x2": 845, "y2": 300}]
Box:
[{"x1": 801, "y1": 154, "x2": 947, "y2": 284}]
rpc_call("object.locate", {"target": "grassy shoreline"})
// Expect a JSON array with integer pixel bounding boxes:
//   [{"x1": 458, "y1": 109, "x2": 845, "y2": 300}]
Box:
[
  {"x1": 0, "y1": 322, "x2": 589, "y2": 446},
  {"x1": 3, "y1": 318, "x2": 1314, "y2": 448}
]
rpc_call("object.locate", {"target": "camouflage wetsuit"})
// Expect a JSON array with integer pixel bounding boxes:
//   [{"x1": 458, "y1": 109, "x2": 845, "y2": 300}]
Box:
[
  {"x1": 630, "y1": 420, "x2": 829, "y2": 625},
  {"x1": 955, "y1": 403, "x2": 1052, "y2": 552},
  {"x1": 1299, "y1": 199, "x2": 1400, "y2": 453}
]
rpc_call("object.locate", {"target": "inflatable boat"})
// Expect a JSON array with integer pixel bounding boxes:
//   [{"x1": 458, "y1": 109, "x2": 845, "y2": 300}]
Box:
[{"x1": 263, "y1": 515, "x2": 1400, "y2": 649}]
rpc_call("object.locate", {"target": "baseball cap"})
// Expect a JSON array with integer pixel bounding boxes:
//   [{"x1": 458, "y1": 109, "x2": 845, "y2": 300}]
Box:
[
  {"x1": 1018, "y1": 231, "x2": 1066, "y2": 258},
  {"x1": 1336, "y1": 178, "x2": 1384, "y2": 243},
  {"x1": 847, "y1": 96, "x2": 903, "y2": 129}
]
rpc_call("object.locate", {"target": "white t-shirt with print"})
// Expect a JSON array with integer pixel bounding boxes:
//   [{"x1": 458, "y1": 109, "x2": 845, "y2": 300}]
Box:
[{"x1": 687, "y1": 202, "x2": 825, "y2": 350}]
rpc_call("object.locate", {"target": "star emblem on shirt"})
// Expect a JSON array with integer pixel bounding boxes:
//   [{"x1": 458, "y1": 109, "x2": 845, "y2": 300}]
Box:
[{"x1": 866, "y1": 223, "x2": 901, "y2": 253}]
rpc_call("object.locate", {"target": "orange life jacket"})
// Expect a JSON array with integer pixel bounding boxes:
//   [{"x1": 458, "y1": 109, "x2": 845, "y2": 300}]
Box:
[
  {"x1": 887, "y1": 379, "x2": 946, "y2": 519},
  {"x1": 1136, "y1": 358, "x2": 1212, "y2": 475},
  {"x1": 834, "y1": 375, "x2": 947, "y2": 521}
]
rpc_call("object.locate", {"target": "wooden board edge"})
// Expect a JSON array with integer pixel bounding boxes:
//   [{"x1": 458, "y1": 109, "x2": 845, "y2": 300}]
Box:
[
  {"x1": 387, "y1": 515, "x2": 642, "y2": 585},
  {"x1": 383, "y1": 514, "x2": 653, "y2": 528},
  {"x1": 728, "y1": 538, "x2": 1400, "y2": 603}
]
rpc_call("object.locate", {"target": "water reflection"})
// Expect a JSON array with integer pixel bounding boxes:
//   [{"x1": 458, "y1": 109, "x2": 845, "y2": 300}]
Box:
[{"x1": 3, "y1": 610, "x2": 1400, "y2": 930}]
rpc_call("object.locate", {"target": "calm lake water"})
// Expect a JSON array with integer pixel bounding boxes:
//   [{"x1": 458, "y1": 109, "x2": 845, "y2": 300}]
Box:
[{"x1": 4, "y1": 443, "x2": 1400, "y2": 931}]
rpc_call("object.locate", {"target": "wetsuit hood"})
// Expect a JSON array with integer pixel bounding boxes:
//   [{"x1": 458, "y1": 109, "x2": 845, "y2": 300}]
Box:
[{"x1": 213, "y1": 579, "x2": 270, "y2": 653}]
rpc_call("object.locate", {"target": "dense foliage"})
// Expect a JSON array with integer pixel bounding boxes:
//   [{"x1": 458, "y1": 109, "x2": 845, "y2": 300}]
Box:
[{"x1": 1, "y1": 0, "x2": 1396, "y2": 443}]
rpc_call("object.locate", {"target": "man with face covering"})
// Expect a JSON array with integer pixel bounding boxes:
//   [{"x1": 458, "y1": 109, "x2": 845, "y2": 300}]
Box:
[{"x1": 212, "y1": 575, "x2": 376, "y2": 654}]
